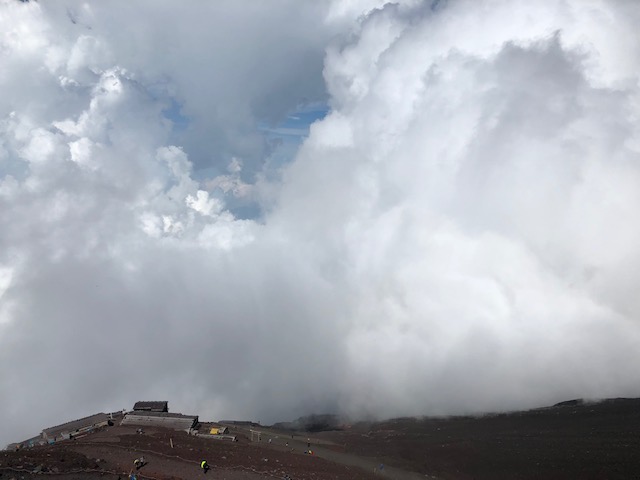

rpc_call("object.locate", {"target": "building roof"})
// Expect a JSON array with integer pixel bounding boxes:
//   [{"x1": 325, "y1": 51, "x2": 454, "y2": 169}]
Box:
[
  {"x1": 42, "y1": 413, "x2": 109, "y2": 437},
  {"x1": 125, "y1": 411, "x2": 197, "y2": 419},
  {"x1": 122, "y1": 411, "x2": 198, "y2": 431},
  {"x1": 133, "y1": 401, "x2": 168, "y2": 412}
]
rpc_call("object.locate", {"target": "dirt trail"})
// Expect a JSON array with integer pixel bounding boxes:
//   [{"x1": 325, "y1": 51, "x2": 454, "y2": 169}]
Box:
[
  {"x1": 233, "y1": 426, "x2": 435, "y2": 480},
  {"x1": 55, "y1": 425, "x2": 380, "y2": 479}
]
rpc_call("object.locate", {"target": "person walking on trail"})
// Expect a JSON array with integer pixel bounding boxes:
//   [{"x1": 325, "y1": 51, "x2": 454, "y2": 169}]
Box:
[{"x1": 201, "y1": 460, "x2": 209, "y2": 474}]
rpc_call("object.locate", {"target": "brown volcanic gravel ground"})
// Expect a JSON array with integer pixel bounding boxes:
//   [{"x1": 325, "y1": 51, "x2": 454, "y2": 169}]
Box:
[
  {"x1": 0, "y1": 424, "x2": 379, "y2": 480},
  {"x1": 4, "y1": 398, "x2": 640, "y2": 480},
  {"x1": 318, "y1": 398, "x2": 640, "y2": 479}
]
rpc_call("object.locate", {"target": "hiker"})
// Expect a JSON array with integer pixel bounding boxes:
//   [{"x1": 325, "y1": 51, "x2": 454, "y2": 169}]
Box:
[
  {"x1": 201, "y1": 460, "x2": 209, "y2": 474},
  {"x1": 133, "y1": 456, "x2": 145, "y2": 469}
]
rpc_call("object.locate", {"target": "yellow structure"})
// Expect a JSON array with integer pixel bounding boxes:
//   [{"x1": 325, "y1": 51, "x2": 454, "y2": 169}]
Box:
[{"x1": 209, "y1": 426, "x2": 229, "y2": 435}]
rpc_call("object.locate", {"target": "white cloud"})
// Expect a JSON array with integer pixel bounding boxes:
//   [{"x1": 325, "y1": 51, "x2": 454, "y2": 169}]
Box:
[
  {"x1": 2, "y1": 0, "x2": 640, "y2": 449},
  {"x1": 274, "y1": 0, "x2": 640, "y2": 416},
  {"x1": 186, "y1": 190, "x2": 222, "y2": 217},
  {"x1": 0, "y1": 265, "x2": 13, "y2": 321}
]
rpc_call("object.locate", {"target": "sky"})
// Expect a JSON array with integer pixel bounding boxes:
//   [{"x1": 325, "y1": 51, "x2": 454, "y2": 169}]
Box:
[{"x1": 2, "y1": 0, "x2": 640, "y2": 447}]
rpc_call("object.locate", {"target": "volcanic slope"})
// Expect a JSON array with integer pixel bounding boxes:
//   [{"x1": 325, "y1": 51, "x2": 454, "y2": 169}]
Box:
[
  {"x1": 317, "y1": 397, "x2": 640, "y2": 479},
  {"x1": 3, "y1": 398, "x2": 640, "y2": 479},
  {"x1": 0, "y1": 423, "x2": 383, "y2": 480}
]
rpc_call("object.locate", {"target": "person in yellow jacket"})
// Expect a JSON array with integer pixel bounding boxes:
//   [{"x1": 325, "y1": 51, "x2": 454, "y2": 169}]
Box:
[{"x1": 201, "y1": 460, "x2": 209, "y2": 473}]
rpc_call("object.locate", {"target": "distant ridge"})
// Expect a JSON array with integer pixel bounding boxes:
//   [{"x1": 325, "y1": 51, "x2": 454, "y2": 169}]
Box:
[
  {"x1": 553, "y1": 399, "x2": 584, "y2": 407},
  {"x1": 272, "y1": 413, "x2": 348, "y2": 432}
]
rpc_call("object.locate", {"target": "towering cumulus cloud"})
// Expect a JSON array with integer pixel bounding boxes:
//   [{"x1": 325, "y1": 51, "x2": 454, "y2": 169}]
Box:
[{"x1": 1, "y1": 0, "x2": 640, "y2": 446}]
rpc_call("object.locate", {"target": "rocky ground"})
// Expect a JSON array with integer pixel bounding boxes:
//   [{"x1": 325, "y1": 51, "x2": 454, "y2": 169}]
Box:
[
  {"x1": 319, "y1": 397, "x2": 640, "y2": 479},
  {"x1": 0, "y1": 424, "x2": 378, "y2": 480},
  {"x1": 2, "y1": 398, "x2": 640, "y2": 479}
]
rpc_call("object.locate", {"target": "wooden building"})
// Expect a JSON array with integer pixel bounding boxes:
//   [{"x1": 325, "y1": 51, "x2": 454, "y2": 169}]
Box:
[
  {"x1": 122, "y1": 411, "x2": 198, "y2": 432},
  {"x1": 41, "y1": 413, "x2": 110, "y2": 441},
  {"x1": 132, "y1": 401, "x2": 169, "y2": 413}
]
